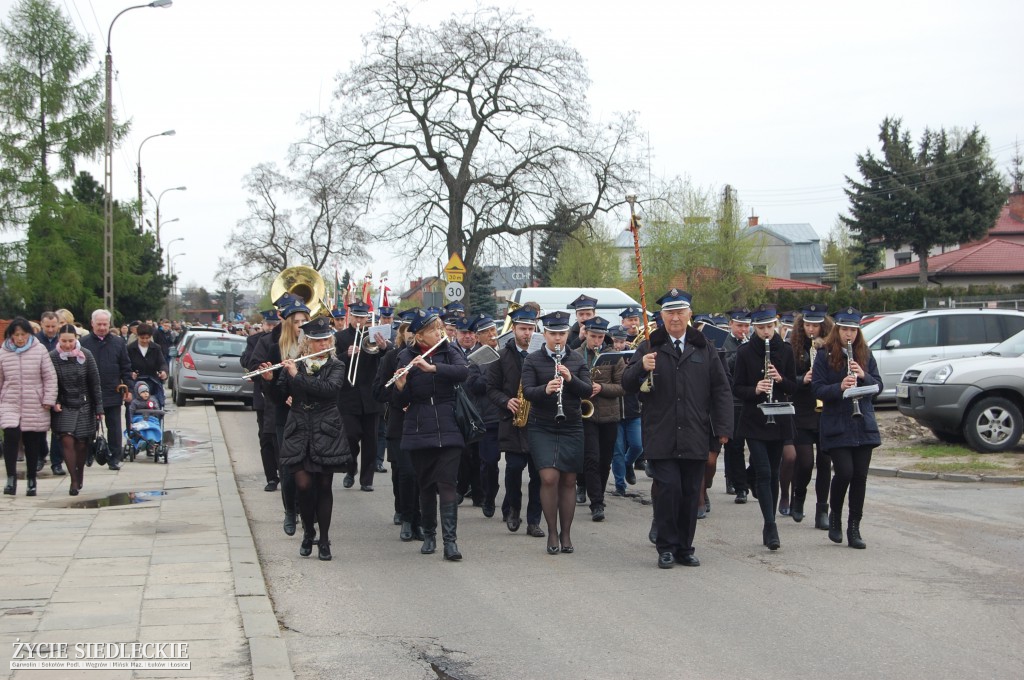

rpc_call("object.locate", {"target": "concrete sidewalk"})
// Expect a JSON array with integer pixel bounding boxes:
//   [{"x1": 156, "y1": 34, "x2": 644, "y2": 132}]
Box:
[{"x1": 0, "y1": 404, "x2": 292, "y2": 679}]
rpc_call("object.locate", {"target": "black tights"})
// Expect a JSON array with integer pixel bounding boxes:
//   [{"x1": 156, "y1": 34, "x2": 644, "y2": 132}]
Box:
[
  {"x1": 60, "y1": 435, "x2": 87, "y2": 491},
  {"x1": 815, "y1": 450, "x2": 833, "y2": 506},
  {"x1": 294, "y1": 470, "x2": 335, "y2": 543},
  {"x1": 3, "y1": 429, "x2": 45, "y2": 479},
  {"x1": 829, "y1": 446, "x2": 873, "y2": 521},
  {"x1": 539, "y1": 469, "x2": 577, "y2": 548},
  {"x1": 790, "y1": 444, "x2": 816, "y2": 503}
]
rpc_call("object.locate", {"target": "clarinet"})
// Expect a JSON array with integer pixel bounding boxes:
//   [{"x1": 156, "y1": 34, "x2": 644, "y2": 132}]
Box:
[
  {"x1": 847, "y1": 340, "x2": 864, "y2": 418},
  {"x1": 553, "y1": 344, "x2": 566, "y2": 424},
  {"x1": 763, "y1": 337, "x2": 776, "y2": 425}
]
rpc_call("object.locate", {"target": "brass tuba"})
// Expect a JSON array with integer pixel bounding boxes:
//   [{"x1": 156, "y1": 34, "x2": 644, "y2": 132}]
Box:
[
  {"x1": 270, "y1": 266, "x2": 329, "y2": 319},
  {"x1": 581, "y1": 399, "x2": 595, "y2": 418},
  {"x1": 500, "y1": 300, "x2": 524, "y2": 335}
]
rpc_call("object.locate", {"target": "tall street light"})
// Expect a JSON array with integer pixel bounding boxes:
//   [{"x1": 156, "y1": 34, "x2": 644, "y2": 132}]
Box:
[
  {"x1": 137, "y1": 129, "x2": 175, "y2": 231},
  {"x1": 169, "y1": 252, "x2": 186, "y2": 317},
  {"x1": 147, "y1": 185, "x2": 186, "y2": 248},
  {"x1": 166, "y1": 237, "x2": 184, "y2": 316},
  {"x1": 104, "y1": 0, "x2": 174, "y2": 313}
]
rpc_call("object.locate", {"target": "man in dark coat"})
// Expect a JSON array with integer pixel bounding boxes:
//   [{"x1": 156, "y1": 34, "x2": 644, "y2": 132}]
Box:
[
  {"x1": 242, "y1": 310, "x2": 281, "y2": 492},
  {"x1": 485, "y1": 307, "x2": 545, "y2": 537},
  {"x1": 566, "y1": 293, "x2": 598, "y2": 351},
  {"x1": 623, "y1": 290, "x2": 733, "y2": 569},
  {"x1": 335, "y1": 303, "x2": 387, "y2": 491},
  {"x1": 81, "y1": 309, "x2": 133, "y2": 470},
  {"x1": 464, "y1": 314, "x2": 502, "y2": 516}
]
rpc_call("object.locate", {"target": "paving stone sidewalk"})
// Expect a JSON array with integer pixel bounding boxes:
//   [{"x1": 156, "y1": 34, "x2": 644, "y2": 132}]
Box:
[{"x1": 0, "y1": 404, "x2": 292, "y2": 679}]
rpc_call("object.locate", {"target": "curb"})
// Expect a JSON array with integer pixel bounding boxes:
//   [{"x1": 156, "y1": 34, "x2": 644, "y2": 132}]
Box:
[
  {"x1": 206, "y1": 406, "x2": 295, "y2": 680},
  {"x1": 869, "y1": 466, "x2": 1024, "y2": 484}
]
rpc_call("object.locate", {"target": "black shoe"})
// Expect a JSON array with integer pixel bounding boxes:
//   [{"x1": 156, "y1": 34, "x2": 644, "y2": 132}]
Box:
[
  {"x1": 675, "y1": 554, "x2": 700, "y2": 567},
  {"x1": 814, "y1": 503, "x2": 830, "y2": 530},
  {"x1": 375, "y1": 463, "x2": 387, "y2": 473},
  {"x1": 575, "y1": 487, "x2": 587, "y2": 505},
  {"x1": 559, "y1": 537, "x2": 574, "y2": 554},
  {"x1": 342, "y1": 474, "x2": 355, "y2": 489},
  {"x1": 697, "y1": 504, "x2": 706, "y2": 519},
  {"x1": 547, "y1": 539, "x2": 560, "y2": 555},
  {"x1": 734, "y1": 490, "x2": 748, "y2": 504},
  {"x1": 86, "y1": 452, "x2": 95, "y2": 467},
  {"x1": 264, "y1": 480, "x2": 279, "y2": 492},
  {"x1": 3, "y1": 477, "x2": 14, "y2": 495},
  {"x1": 413, "y1": 525, "x2": 425, "y2": 541},
  {"x1": 791, "y1": 498, "x2": 805, "y2": 523},
  {"x1": 726, "y1": 481, "x2": 735, "y2": 495},
  {"x1": 591, "y1": 505, "x2": 605, "y2": 522},
  {"x1": 36, "y1": 459, "x2": 45, "y2": 473},
  {"x1": 611, "y1": 487, "x2": 626, "y2": 497},
  {"x1": 764, "y1": 522, "x2": 781, "y2": 550},
  {"x1": 658, "y1": 552, "x2": 675, "y2": 569},
  {"x1": 52, "y1": 465, "x2": 66, "y2": 476},
  {"x1": 625, "y1": 468, "x2": 637, "y2": 486},
  {"x1": 507, "y1": 510, "x2": 521, "y2": 532},
  {"x1": 648, "y1": 518, "x2": 657, "y2": 545},
  {"x1": 634, "y1": 459, "x2": 646, "y2": 470},
  {"x1": 318, "y1": 541, "x2": 332, "y2": 561},
  {"x1": 26, "y1": 479, "x2": 37, "y2": 497},
  {"x1": 107, "y1": 460, "x2": 121, "y2": 471},
  {"x1": 482, "y1": 502, "x2": 495, "y2": 518},
  {"x1": 400, "y1": 521, "x2": 414, "y2": 542},
  {"x1": 69, "y1": 486, "x2": 79, "y2": 497},
  {"x1": 393, "y1": 512, "x2": 402, "y2": 526},
  {"x1": 847, "y1": 518, "x2": 866, "y2": 549},
  {"x1": 283, "y1": 512, "x2": 297, "y2": 537},
  {"x1": 360, "y1": 485, "x2": 374, "y2": 492},
  {"x1": 526, "y1": 524, "x2": 545, "y2": 538},
  {"x1": 299, "y1": 533, "x2": 314, "y2": 557},
  {"x1": 828, "y1": 511, "x2": 843, "y2": 544},
  {"x1": 421, "y1": 530, "x2": 437, "y2": 554}
]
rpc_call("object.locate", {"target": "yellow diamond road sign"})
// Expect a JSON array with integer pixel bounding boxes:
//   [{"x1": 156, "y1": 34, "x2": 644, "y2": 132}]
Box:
[{"x1": 443, "y1": 253, "x2": 467, "y2": 282}]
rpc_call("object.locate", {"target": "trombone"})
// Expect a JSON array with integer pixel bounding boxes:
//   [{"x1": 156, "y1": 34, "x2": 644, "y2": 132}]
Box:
[{"x1": 346, "y1": 320, "x2": 380, "y2": 385}]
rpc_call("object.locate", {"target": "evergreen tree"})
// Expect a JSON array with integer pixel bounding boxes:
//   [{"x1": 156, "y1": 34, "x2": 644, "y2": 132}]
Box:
[
  {"x1": 534, "y1": 203, "x2": 579, "y2": 286},
  {"x1": 843, "y1": 118, "x2": 1007, "y2": 286},
  {"x1": 0, "y1": 0, "x2": 119, "y2": 229},
  {"x1": 466, "y1": 267, "x2": 497, "y2": 317}
]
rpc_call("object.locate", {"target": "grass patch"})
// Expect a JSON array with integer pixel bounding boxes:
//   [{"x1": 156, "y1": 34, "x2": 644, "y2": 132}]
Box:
[
  {"x1": 912, "y1": 461, "x2": 1002, "y2": 473},
  {"x1": 894, "y1": 444, "x2": 973, "y2": 458}
]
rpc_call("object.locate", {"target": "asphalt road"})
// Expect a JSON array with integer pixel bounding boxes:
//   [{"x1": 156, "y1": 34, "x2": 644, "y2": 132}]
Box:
[{"x1": 215, "y1": 404, "x2": 1024, "y2": 680}]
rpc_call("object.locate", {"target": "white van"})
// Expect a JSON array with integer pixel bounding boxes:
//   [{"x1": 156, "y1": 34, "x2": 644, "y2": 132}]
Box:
[{"x1": 508, "y1": 287, "x2": 642, "y2": 324}]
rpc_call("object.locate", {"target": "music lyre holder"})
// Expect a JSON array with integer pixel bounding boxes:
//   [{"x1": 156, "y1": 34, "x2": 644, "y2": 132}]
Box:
[{"x1": 758, "y1": 401, "x2": 795, "y2": 417}]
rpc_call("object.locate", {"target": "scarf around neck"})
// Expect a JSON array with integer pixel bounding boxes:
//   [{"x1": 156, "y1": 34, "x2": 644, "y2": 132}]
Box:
[
  {"x1": 2, "y1": 335, "x2": 35, "y2": 354},
  {"x1": 58, "y1": 340, "x2": 87, "y2": 364}
]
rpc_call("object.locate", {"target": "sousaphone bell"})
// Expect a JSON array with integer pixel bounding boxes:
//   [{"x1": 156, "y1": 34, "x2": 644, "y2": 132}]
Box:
[{"x1": 270, "y1": 266, "x2": 329, "y2": 319}]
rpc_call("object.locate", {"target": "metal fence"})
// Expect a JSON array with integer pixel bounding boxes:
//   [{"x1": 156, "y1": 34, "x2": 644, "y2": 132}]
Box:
[{"x1": 924, "y1": 294, "x2": 1024, "y2": 310}]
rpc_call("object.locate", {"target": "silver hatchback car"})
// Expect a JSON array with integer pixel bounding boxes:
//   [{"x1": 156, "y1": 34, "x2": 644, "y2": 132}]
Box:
[{"x1": 171, "y1": 332, "x2": 253, "y2": 407}]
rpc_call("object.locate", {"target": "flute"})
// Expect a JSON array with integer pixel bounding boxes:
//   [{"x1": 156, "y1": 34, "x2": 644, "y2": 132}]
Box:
[
  {"x1": 384, "y1": 336, "x2": 447, "y2": 387},
  {"x1": 241, "y1": 347, "x2": 335, "y2": 380}
]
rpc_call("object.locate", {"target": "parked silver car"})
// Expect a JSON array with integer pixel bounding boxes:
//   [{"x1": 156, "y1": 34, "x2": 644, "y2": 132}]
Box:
[
  {"x1": 170, "y1": 332, "x2": 253, "y2": 407},
  {"x1": 896, "y1": 329, "x2": 1024, "y2": 452},
  {"x1": 864, "y1": 308, "x2": 1024, "y2": 401}
]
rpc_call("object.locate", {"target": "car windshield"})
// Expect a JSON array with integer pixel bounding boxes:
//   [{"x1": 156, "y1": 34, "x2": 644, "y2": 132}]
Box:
[
  {"x1": 862, "y1": 314, "x2": 906, "y2": 343},
  {"x1": 986, "y1": 328, "x2": 1024, "y2": 358},
  {"x1": 191, "y1": 337, "x2": 247, "y2": 358}
]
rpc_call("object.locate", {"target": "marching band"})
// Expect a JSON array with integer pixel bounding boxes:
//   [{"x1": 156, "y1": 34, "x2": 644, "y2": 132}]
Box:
[{"x1": 242, "y1": 261, "x2": 882, "y2": 567}]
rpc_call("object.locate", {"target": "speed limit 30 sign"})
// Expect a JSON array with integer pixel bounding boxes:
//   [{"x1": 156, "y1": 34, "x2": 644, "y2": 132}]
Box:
[{"x1": 445, "y1": 282, "x2": 465, "y2": 301}]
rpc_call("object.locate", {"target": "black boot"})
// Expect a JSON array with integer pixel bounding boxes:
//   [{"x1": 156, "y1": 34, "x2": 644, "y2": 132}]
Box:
[
  {"x1": 763, "y1": 521, "x2": 780, "y2": 550},
  {"x1": 399, "y1": 521, "x2": 413, "y2": 542},
  {"x1": 318, "y1": 540, "x2": 332, "y2": 561},
  {"x1": 440, "y1": 502, "x2": 462, "y2": 561},
  {"x1": 282, "y1": 511, "x2": 297, "y2": 537},
  {"x1": 107, "y1": 448, "x2": 121, "y2": 471},
  {"x1": 26, "y1": 477, "x2": 37, "y2": 497},
  {"x1": 814, "y1": 503, "x2": 829, "y2": 530},
  {"x1": 3, "y1": 476, "x2": 14, "y2": 495},
  {"x1": 847, "y1": 518, "x2": 866, "y2": 549},
  {"x1": 412, "y1": 524, "x2": 425, "y2": 541},
  {"x1": 791, "y1": 497, "x2": 805, "y2": 523},
  {"x1": 420, "y1": 496, "x2": 437, "y2": 554},
  {"x1": 420, "y1": 523, "x2": 436, "y2": 554},
  {"x1": 828, "y1": 511, "x2": 843, "y2": 544},
  {"x1": 299, "y1": 530, "x2": 315, "y2": 557}
]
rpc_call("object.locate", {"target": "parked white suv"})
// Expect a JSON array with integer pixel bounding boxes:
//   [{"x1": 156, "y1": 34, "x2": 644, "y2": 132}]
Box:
[{"x1": 863, "y1": 308, "x2": 1024, "y2": 401}]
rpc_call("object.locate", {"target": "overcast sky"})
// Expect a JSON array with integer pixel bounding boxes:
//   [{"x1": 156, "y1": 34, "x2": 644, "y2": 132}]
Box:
[{"x1": 3, "y1": 0, "x2": 1021, "y2": 297}]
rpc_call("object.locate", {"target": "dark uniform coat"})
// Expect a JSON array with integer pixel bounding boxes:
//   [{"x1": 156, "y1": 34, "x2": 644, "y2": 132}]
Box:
[
  {"x1": 276, "y1": 357, "x2": 351, "y2": 469},
  {"x1": 392, "y1": 341, "x2": 469, "y2": 451},
  {"x1": 521, "y1": 347, "x2": 592, "y2": 424},
  {"x1": 623, "y1": 326, "x2": 733, "y2": 461},
  {"x1": 792, "y1": 337, "x2": 822, "y2": 431},
  {"x1": 812, "y1": 349, "x2": 882, "y2": 451},
  {"x1": 335, "y1": 326, "x2": 385, "y2": 416},
  {"x1": 241, "y1": 331, "x2": 268, "y2": 412},
  {"x1": 80, "y1": 333, "x2": 132, "y2": 408},
  {"x1": 486, "y1": 339, "x2": 531, "y2": 453},
  {"x1": 49, "y1": 348, "x2": 104, "y2": 439},
  {"x1": 731, "y1": 334, "x2": 798, "y2": 441},
  {"x1": 247, "y1": 325, "x2": 285, "y2": 434},
  {"x1": 372, "y1": 345, "x2": 406, "y2": 445},
  {"x1": 466, "y1": 352, "x2": 500, "y2": 427}
]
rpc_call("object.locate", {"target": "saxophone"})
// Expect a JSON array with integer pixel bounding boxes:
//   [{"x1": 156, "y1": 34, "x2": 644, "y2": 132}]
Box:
[{"x1": 512, "y1": 380, "x2": 531, "y2": 428}]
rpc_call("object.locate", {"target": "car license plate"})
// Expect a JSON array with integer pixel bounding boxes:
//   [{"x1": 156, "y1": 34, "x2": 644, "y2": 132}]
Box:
[
  {"x1": 208, "y1": 384, "x2": 236, "y2": 393},
  {"x1": 896, "y1": 384, "x2": 909, "y2": 399}
]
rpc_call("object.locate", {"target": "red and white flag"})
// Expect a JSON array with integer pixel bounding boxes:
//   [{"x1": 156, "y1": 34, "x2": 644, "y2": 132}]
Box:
[{"x1": 378, "y1": 271, "x2": 391, "y2": 309}]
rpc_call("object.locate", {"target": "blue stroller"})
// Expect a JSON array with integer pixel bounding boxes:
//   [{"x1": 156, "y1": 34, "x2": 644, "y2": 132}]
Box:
[{"x1": 124, "y1": 381, "x2": 170, "y2": 464}]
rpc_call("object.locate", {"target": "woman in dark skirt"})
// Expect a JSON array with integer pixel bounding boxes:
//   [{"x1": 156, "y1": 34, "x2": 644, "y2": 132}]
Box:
[
  {"x1": 393, "y1": 309, "x2": 470, "y2": 561},
  {"x1": 49, "y1": 324, "x2": 104, "y2": 495},
  {"x1": 521, "y1": 311, "x2": 592, "y2": 555},
  {"x1": 812, "y1": 307, "x2": 882, "y2": 549},
  {"x1": 276, "y1": 317, "x2": 351, "y2": 561}
]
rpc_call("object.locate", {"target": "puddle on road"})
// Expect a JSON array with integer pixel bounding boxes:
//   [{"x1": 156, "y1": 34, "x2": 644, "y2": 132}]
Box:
[{"x1": 67, "y1": 490, "x2": 168, "y2": 509}]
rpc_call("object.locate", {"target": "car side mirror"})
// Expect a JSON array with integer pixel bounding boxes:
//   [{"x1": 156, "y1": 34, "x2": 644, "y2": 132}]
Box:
[{"x1": 885, "y1": 339, "x2": 901, "y2": 350}]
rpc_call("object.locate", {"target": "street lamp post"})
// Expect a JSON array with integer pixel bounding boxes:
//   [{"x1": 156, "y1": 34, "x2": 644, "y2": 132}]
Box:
[
  {"x1": 104, "y1": 0, "x2": 174, "y2": 312},
  {"x1": 169, "y1": 251, "x2": 186, "y2": 317},
  {"x1": 137, "y1": 129, "x2": 175, "y2": 231},
  {"x1": 165, "y1": 237, "x2": 184, "y2": 274},
  {"x1": 147, "y1": 185, "x2": 186, "y2": 248}
]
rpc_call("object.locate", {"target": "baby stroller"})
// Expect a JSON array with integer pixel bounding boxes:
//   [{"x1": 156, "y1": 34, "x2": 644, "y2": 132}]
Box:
[{"x1": 124, "y1": 381, "x2": 170, "y2": 464}]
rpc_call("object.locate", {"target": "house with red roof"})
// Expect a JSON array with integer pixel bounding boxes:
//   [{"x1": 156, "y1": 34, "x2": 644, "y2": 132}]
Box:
[{"x1": 861, "y1": 192, "x2": 1024, "y2": 289}]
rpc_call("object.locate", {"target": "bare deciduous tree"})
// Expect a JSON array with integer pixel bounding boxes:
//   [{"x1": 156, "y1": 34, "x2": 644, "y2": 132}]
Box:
[{"x1": 296, "y1": 5, "x2": 644, "y2": 290}]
